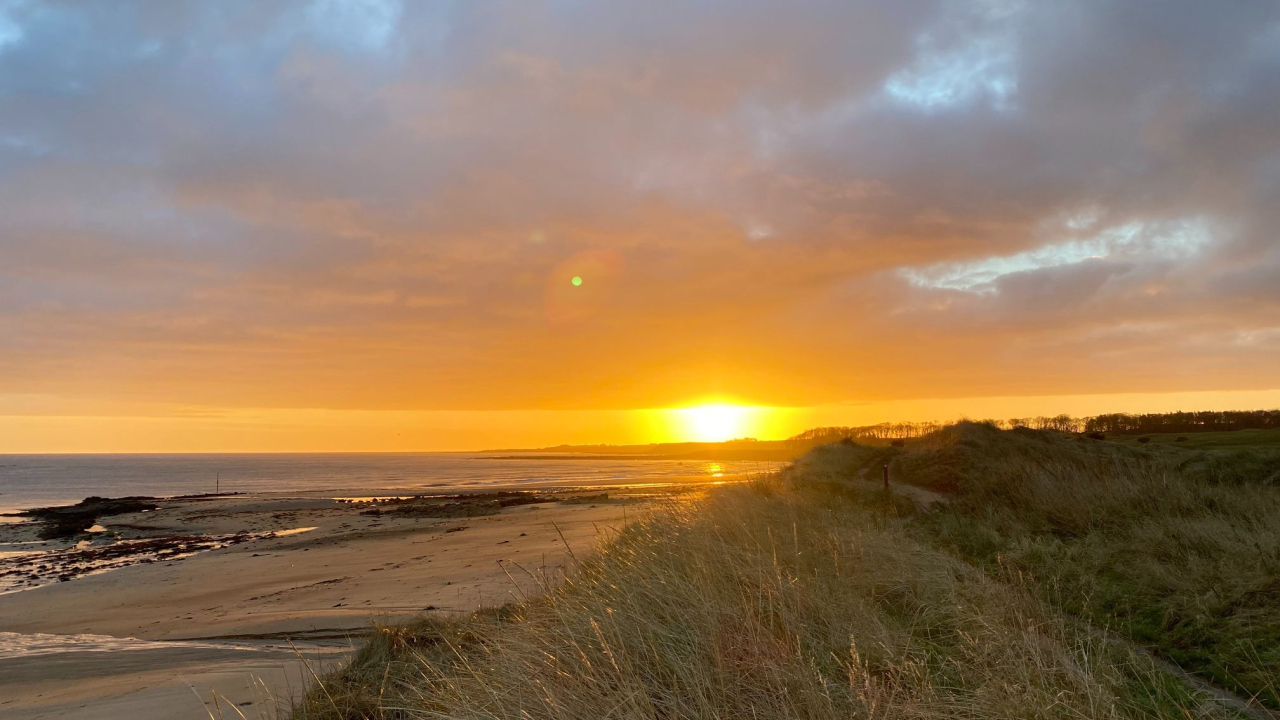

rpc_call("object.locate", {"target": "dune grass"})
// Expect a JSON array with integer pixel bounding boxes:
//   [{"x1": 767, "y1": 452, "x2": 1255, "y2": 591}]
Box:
[
  {"x1": 1105, "y1": 428, "x2": 1280, "y2": 449},
  {"x1": 804, "y1": 423, "x2": 1280, "y2": 711},
  {"x1": 293, "y1": 476, "x2": 1231, "y2": 719}
]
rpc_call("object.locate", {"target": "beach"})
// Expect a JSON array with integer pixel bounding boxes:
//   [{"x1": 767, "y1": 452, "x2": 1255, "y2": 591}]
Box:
[{"x1": 0, "y1": 479, "x2": 718, "y2": 719}]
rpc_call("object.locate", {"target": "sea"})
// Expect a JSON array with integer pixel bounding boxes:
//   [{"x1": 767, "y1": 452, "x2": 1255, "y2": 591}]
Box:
[{"x1": 0, "y1": 453, "x2": 780, "y2": 516}]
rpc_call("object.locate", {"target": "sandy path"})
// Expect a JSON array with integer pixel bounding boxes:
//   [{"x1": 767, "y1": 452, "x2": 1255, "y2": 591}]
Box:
[
  {"x1": 0, "y1": 489, "x2": 665, "y2": 719},
  {"x1": 840, "y1": 466, "x2": 948, "y2": 510}
]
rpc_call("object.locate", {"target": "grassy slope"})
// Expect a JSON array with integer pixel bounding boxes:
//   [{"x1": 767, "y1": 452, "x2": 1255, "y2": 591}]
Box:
[
  {"x1": 294, "y1": 476, "x2": 1235, "y2": 719},
  {"x1": 1107, "y1": 427, "x2": 1280, "y2": 449},
  {"x1": 804, "y1": 424, "x2": 1280, "y2": 709}
]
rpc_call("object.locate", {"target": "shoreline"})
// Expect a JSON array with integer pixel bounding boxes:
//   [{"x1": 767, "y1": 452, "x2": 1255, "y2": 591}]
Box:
[
  {"x1": 0, "y1": 478, "x2": 720, "y2": 719},
  {"x1": 0, "y1": 472, "x2": 751, "y2": 518},
  {"x1": 0, "y1": 457, "x2": 773, "y2": 519}
]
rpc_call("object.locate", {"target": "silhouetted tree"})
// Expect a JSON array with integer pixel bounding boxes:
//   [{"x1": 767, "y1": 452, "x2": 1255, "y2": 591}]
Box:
[{"x1": 789, "y1": 409, "x2": 1280, "y2": 450}]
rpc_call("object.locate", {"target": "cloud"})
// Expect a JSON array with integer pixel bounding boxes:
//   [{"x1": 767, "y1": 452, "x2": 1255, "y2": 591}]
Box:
[
  {"x1": 882, "y1": 0, "x2": 1021, "y2": 111},
  {"x1": 0, "y1": 0, "x2": 1279, "y2": 415},
  {"x1": 305, "y1": 0, "x2": 401, "y2": 53},
  {"x1": 900, "y1": 217, "x2": 1215, "y2": 293}
]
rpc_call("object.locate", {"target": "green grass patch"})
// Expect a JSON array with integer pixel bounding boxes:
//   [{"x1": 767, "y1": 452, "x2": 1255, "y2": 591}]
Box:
[
  {"x1": 814, "y1": 423, "x2": 1280, "y2": 710},
  {"x1": 1107, "y1": 427, "x2": 1280, "y2": 449}
]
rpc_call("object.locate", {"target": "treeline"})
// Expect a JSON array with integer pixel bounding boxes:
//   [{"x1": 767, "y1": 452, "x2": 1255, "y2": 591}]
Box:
[
  {"x1": 789, "y1": 409, "x2": 1280, "y2": 446},
  {"x1": 788, "y1": 422, "x2": 947, "y2": 447},
  {"x1": 1081, "y1": 410, "x2": 1280, "y2": 435}
]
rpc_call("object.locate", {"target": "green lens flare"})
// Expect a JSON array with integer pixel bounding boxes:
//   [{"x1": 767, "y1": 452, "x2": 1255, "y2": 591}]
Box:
[{"x1": 571, "y1": 276, "x2": 583, "y2": 286}]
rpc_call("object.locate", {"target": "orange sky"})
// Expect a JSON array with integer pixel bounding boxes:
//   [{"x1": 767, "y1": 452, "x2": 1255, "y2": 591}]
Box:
[
  {"x1": 6, "y1": 389, "x2": 1280, "y2": 453},
  {"x1": 2, "y1": 2, "x2": 1280, "y2": 452}
]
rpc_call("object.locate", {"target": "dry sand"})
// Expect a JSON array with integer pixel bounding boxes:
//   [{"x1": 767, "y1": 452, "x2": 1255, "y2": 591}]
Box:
[{"x1": 0, "y1": 482, "x2": 706, "y2": 719}]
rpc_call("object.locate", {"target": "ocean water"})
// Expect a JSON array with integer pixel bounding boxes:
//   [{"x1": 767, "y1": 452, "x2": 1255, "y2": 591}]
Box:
[{"x1": 0, "y1": 453, "x2": 779, "y2": 515}]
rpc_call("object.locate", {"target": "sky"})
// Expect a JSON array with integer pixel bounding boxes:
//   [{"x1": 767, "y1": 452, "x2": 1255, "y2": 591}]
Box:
[{"x1": 2, "y1": 0, "x2": 1280, "y2": 451}]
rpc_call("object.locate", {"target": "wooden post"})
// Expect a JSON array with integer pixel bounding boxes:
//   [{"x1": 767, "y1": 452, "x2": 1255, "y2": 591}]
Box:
[{"x1": 882, "y1": 461, "x2": 889, "y2": 491}]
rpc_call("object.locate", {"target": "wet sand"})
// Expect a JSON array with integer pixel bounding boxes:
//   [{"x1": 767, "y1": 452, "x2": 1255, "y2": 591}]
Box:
[{"x1": 0, "y1": 480, "x2": 714, "y2": 719}]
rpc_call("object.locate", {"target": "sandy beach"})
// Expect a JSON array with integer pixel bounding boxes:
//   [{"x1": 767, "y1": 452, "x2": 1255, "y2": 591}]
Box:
[{"x1": 0, "y1": 480, "x2": 714, "y2": 719}]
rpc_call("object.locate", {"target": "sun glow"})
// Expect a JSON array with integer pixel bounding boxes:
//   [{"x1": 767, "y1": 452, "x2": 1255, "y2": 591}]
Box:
[{"x1": 674, "y1": 404, "x2": 755, "y2": 442}]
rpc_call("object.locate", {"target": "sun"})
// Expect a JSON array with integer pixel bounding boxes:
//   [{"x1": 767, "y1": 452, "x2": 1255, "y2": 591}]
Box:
[{"x1": 675, "y1": 404, "x2": 751, "y2": 442}]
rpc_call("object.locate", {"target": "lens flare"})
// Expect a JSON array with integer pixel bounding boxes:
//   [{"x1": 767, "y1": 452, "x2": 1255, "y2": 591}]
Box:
[{"x1": 544, "y1": 249, "x2": 621, "y2": 325}]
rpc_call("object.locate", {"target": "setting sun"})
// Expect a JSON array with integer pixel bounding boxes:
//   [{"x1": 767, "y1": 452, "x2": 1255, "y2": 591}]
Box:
[{"x1": 675, "y1": 404, "x2": 755, "y2": 442}]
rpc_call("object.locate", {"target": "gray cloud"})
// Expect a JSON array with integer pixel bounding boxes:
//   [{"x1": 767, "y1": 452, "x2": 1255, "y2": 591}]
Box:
[{"x1": 1, "y1": 0, "x2": 1278, "y2": 411}]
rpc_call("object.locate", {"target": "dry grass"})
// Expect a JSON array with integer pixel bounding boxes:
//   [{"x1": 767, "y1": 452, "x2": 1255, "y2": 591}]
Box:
[
  {"x1": 293, "y1": 479, "x2": 1225, "y2": 719},
  {"x1": 804, "y1": 423, "x2": 1280, "y2": 710}
]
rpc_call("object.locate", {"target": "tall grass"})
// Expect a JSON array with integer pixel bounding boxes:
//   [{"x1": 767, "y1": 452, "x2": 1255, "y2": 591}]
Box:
[
  {"x1": 294, "y1": 480, "x2": 1225, "y2": 719},
  {"x1": 806, "y1": 423, "x2": 1280, "y2": 710}
]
